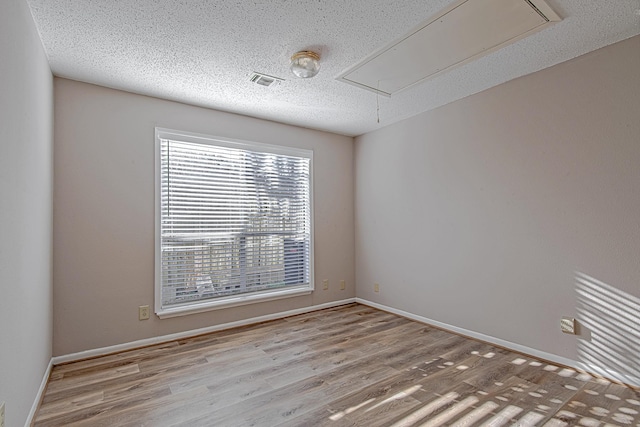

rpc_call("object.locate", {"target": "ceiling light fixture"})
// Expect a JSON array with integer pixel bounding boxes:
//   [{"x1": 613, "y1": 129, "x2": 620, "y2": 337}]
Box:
[{"x1": 290, "y1": 51, "x2": 321, "y2": 78}]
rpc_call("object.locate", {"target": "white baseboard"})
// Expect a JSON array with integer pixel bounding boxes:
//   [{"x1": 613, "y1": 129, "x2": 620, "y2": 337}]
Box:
[
  {"x1": 25, "y1": 358, "x2": 53, "y2": 427},
  {"x1": 356, "y1": 298, "x2": 639, "y2": 388},
  {"x1": 46, "y1": 296, "x2": 638, "y2": 396},
  {"x1": 578, "y1": 361, "x2": 640, "y2": 388},
  {"x1": 52, "y1": 298, "x2": 356, "y2": 365}
]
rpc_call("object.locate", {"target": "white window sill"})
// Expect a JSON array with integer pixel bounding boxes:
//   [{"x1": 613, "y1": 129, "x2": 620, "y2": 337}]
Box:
[{"x1": 156, "y1": 286, "x2": 313, "y2": 319}]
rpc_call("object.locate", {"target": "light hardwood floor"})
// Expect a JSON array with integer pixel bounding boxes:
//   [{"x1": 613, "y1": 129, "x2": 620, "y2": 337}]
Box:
[{"x1": 34, "y1": 304, "x2": 639, "y2": 426}]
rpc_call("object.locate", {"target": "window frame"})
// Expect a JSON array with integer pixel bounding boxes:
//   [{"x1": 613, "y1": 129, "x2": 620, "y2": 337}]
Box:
[{"x1": 154, "y1": 128, "x2": 314, "y2": 319}]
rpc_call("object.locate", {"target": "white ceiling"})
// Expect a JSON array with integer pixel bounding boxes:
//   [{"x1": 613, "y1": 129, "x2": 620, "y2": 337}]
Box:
[{"x1": 26, "y1": 0, "x2": 640, "y2": 137}]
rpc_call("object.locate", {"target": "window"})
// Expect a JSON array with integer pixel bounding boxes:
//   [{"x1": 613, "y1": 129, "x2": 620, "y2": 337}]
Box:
[{"x1": 155, "y1": 128, "x2": 313, "y2": 318}]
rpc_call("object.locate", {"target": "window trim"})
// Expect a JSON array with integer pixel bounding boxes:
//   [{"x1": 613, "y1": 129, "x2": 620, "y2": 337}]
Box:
[{"x1": 154, "y1": 128, "x2": 314, "y2": 319}]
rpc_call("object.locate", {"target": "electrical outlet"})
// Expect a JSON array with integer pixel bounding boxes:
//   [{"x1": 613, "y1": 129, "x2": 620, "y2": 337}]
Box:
[
  {"x1": 561, "y1": 317, "x2": 576, "y2": 334},
  {"x1": 323, "y1": 279, "x2": 329, "y2": 290},
  {"x1": 340, "y1": 280, "x2": 346, "y2": 290},
  {"x1": 374, "y1": 283, "x2": 380, "y2": 293},
  {"x1": 139, "y1": 305, "x2": 150, "y2": 320},
  {"x1": 1, "y1": 401, "x2": 5, "y2": 427}
]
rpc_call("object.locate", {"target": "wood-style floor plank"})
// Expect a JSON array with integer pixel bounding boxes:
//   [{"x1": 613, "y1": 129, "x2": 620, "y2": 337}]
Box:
[{"x1": 33, "y1": 303, "x2": 640, "y2": 426}]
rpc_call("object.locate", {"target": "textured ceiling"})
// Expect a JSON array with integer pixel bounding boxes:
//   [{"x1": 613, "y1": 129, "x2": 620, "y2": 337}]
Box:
[{"x1": 27, "y1": 0, "x2": 640, "y2": 136}]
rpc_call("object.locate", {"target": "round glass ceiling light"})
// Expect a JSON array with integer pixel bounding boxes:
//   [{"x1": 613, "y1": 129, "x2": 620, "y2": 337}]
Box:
[{"x1": 290, "y1": 51, "x2": 321, "y2": 78}]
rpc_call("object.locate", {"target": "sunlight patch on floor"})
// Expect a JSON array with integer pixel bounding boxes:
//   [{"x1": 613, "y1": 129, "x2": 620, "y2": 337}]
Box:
[{"x1": 389, "y1": 392, "x2": 459, "y2": 427}]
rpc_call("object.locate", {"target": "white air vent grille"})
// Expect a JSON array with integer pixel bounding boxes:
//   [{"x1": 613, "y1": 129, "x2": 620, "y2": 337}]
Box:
[
  {"x1": 250, "y1": 72, "x2": 284, "y2": 87},
  {"x1": 337, "y1": 0, "x2": 560, "y2": 96}
]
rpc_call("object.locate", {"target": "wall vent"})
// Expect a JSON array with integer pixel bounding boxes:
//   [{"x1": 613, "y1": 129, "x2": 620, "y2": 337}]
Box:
[
  {"x1": 250, "y1": 72, "x2": 284, "y2": 87},
  {"x1": 337, "y1": 0, "x2": 560, "y2": 97}
]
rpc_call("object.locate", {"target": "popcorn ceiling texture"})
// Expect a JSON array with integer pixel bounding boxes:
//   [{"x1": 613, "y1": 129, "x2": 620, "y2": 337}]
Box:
[{"x1": 26, "y1": 0, "x2": 640, "y2": 136}]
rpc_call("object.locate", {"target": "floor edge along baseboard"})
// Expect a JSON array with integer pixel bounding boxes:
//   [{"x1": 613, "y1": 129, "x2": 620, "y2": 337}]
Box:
[
  {"x1": 50, "y1": 296, "x2": 638, "y2": 389},
  {"x1": 355, "y1": 298, "x2": 640, "y2": 389},
  {"x1": 25, "y1": 359, "x2": 53, "y2": 427},
  {"x1": 52, "y1": 298, "x2": 357, "y2": 365}
]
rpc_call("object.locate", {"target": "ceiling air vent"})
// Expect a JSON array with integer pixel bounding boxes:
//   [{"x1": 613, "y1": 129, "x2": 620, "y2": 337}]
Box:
[
  {"x1": 337, "y1": 0, "x2": 560, "y2": 97},
  {"x1": 250, "y1": 72, "x2": 284, "y2": 87}
]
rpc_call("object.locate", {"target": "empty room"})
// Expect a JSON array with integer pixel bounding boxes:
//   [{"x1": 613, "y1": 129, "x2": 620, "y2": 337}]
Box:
[{"x1": 1, "y1": 0, "x2": 639, "y2": 426}]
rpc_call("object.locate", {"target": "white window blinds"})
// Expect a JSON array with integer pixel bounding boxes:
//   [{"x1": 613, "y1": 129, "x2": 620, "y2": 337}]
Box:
[{"x1": 155, "y1": 129, "x2": 313, "y2": 316}]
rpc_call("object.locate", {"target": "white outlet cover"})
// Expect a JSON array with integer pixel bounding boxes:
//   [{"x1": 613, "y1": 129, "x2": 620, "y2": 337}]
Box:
[
  {"x1": 139, "y1": 305, "x2": 150, "y2": 320},
  {"x1": 561, "y1": 317, "x2": 576, "y2": 334}
]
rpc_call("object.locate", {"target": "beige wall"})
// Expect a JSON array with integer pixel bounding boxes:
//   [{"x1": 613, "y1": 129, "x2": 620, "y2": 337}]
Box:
[
  {"x1": 0, "y1": 0, "x2": 54, "y2": 424},
  {"x1": 53, "y1": 79, "x2": 355, "y2": 356},
  {"x1": 355, "y1": 35, "x2": 640, "y2": 383}
]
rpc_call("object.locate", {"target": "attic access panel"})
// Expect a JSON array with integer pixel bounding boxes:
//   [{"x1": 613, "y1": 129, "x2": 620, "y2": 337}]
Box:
[{"x1": 337, "y1": 0, "x2": 560, "y2": 97}]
